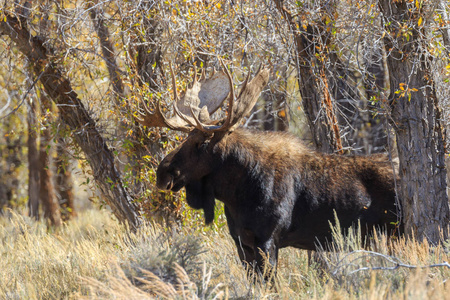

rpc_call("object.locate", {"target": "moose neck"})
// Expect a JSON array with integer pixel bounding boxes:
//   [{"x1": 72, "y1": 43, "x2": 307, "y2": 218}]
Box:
[{"x1": 207, "y1": 128, "x2": 281, "y2": 207}]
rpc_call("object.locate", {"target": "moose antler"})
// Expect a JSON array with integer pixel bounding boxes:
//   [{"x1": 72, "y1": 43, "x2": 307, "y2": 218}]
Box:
[
  {"x1": 136, "y1": 62, "x2": 231, "y2": 132},
  {"x1": 136, "y1": 98, "x2": 191, "y2": 132},
  {"x1": 176, "y1": 60, "x2": 270, "y2": 133},
  {"x1": 228, "y1": 64, "x2": 270, "y2": 130},
  {"x1": 137, "y1": 60, "x2": 269, "y2": 133}
]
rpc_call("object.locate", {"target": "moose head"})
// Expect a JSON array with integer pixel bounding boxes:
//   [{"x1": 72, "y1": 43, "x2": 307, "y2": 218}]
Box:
[{"x1": 137, "y1": 61, "x2": 270, "y2": 223}]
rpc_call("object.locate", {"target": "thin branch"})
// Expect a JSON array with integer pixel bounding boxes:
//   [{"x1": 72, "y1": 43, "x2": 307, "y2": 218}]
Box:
[
  {"x1": 0, "y1": 70, "x2": 43, "y2": 119},
  {"x1": 331, "y1": 250, "x2": 450, "y2": 277}
]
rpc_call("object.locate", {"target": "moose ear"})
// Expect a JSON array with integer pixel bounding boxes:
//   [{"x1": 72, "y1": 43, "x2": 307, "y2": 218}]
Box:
[{"x1": 185, "y1": 179, "x2": 215, "y2": 224}]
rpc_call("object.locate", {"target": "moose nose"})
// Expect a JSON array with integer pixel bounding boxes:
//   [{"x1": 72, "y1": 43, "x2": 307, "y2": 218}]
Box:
[
  {"x1": 156, "y1": 168, "x2": 181, "y2": 190},
  {"x1": 156, "y1": 174, "x2": 172, "y2": 190}
]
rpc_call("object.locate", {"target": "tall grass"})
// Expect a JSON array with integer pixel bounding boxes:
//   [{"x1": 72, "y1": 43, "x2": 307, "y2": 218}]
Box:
[{"x1": 0, "y1": 208, "x2": 449, "y2": 299}]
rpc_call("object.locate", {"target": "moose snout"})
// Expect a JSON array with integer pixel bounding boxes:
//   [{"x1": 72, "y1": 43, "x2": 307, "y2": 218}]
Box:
[
  {"x1": 156, "y1": 166, "x2": 181, "y2": 190},
  {"x1": 156, "y1": 174, "x2": 173, "y2": 190}
]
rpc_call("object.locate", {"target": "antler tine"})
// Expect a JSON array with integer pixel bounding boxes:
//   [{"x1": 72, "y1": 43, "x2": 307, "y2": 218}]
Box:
[
  {"x1": 173, "y1": 100, "x2": 197, "y2": 127},
  {"x1": 135, "y1": 93, "x2": 194, "y2": 132},
  {"x1": 140, "y1": 97, "x2": 154, "y2": 118},
  {"x1": 192, "y1": 58, "x2": 236, "y2": 133},
  {"x1": 165, "y1": 59, "x2": 235, "y2": 134},
  {"x1": 173, "y1": 100, "x2": 189, "y2": 123},
  {"x1": 190, "y1": 105, "x2": 208, "y2": 131},
  {"x1": 135, "y1": 100, "x2": 151, "y2": 126},
  {"x1": 174, "y1": 100, "x2": 215, "y2": 133},
  {"x1": 255, "y1": 63, "x2": 263, "y2": 75},
  {"x1": 169, "y1": 62, "x2": 179, "y2": 101},
  {"x1": 217, "y1": 58, "x2": 235, "y2": 130},
  {"x1": 193, "y1": 65, "x2": 198, "y2": 84},
  {"x1": 201, "y1": 68, "x2": 206, "y2": 81},
  {"x1": 136, "y1": 99, "x2": 170, "y2": 128},
  {"x1": 237, "y1": 68, "x2": 251, "y2": 99},
  {"x1": 186, "y1": 58, "x2": 236, "y2": 133},
  {"x1": 230, "y1": 66, "x2": 270, "y2": 128}
]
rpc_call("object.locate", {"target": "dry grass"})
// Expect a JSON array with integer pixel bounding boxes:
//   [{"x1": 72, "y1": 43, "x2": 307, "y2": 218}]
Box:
[{"x1": 1, "y1": 208, "x2": 449, "y2": 299}]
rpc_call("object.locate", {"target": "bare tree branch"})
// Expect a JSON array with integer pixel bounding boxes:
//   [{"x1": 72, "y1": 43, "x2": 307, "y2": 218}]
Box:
[{"x1": 331, "y1": 250, "x2": 450, "y2": 277}]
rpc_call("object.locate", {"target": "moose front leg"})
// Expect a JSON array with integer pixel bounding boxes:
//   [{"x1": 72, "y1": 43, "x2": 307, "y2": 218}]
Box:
[
  {"x1": 225, "y1": 207, "x2": 257, "y2": 269},
  {"x1": 231, "y1": 235, "x2": 256, "y2": 266},
  {"x1": 254, "y1": 238, "x2": 279, "y2": 281}
]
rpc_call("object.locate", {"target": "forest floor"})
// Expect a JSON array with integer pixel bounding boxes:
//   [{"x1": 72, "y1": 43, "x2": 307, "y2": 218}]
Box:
[{"x1": 1, "y1": 208, "x2": 449, "y2": 299}]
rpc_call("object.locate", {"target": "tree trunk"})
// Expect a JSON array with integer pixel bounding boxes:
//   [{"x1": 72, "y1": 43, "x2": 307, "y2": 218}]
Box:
[
  {"x1": 88, "y1": 3, "x2": 125, "y2": 98},
  {"x1": 55, "y1": 136, "x2": 76, "y2": 221},
  {"x1": 438, "y1": 1, "x2": 450, "y2": 55},
  {"x1": 0, "y1": 116, "x2": 22, "y2": 212},
  {"x1": 379, "y1": 0, "x2": 449, "y2": 243},
  {"x1": 38, "y1": 106, "x2": 62, "y2": 227},
  {"x1": 274, "y1": 0, "x2": 343, "y2": 153},
  {"x1": 0, "y1": 14, "x2": 142, "y2": 230},
  {"x1": 26, "y1": 97, "x2": 40, "y2": 219}
]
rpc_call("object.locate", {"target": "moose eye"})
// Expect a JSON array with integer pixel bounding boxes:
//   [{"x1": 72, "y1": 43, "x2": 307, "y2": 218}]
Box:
[{"x1": 198, "y1": 141, "x2": 209, "y2": 151}]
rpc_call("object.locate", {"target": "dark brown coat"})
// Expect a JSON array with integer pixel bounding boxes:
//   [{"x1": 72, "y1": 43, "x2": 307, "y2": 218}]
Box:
[{"x1": 157, "y1": 127, "x2": 401, "y2": 272}]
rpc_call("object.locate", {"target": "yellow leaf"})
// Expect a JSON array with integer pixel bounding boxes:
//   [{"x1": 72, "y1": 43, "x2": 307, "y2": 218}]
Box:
[{"x1": 418, "y1": 17, "x2": 422, "y2": 27}]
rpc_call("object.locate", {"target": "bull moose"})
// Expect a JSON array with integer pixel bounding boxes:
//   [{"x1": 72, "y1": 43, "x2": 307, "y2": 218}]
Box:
[{"x1": 137, "y1": 61, "x2": 401, "y2": 275}]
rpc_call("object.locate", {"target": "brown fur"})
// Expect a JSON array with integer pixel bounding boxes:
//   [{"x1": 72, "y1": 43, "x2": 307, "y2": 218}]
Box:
[{"x1": 156, "y1": 128, "x2": 401, "y2": 275}]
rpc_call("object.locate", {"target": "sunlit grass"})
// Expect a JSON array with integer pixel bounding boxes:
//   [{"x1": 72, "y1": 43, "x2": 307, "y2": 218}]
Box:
[{"x1": 0, "y1": 208, "x2": 449, "y2": 299}]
